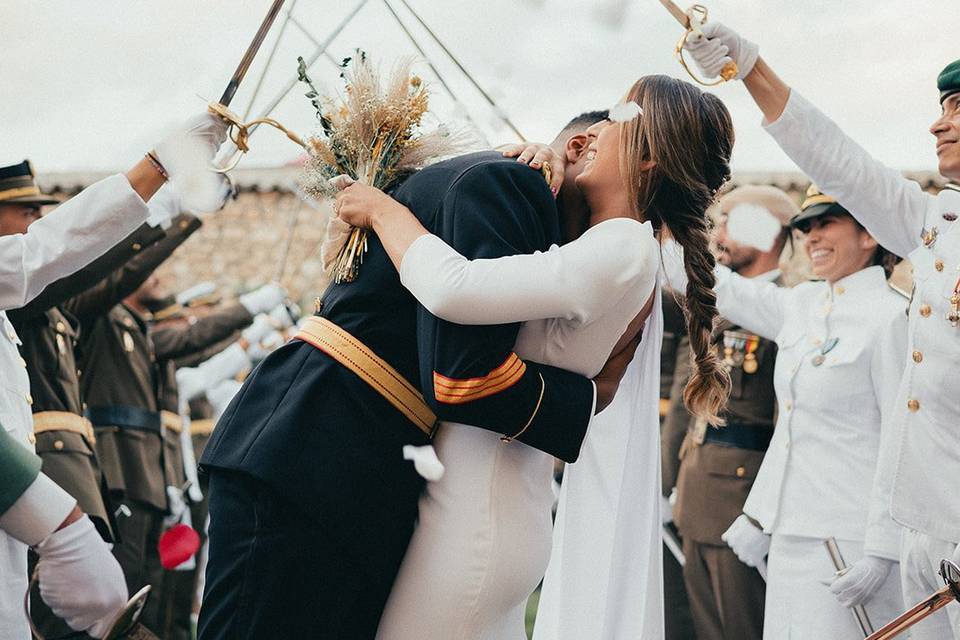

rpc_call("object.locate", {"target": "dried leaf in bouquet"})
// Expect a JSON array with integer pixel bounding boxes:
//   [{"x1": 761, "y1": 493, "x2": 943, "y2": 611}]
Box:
[{"x1": 297, "y1": 53, "x2": 474, "y2": 283}]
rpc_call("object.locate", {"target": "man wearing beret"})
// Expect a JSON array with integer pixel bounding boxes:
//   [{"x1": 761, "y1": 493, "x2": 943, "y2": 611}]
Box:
[
  {"x1": 671, "y1": 185, "x2": 795, "y2": 640},
  {"x1": 684, "y1": 26, "x2": 960, "y2": 639}
]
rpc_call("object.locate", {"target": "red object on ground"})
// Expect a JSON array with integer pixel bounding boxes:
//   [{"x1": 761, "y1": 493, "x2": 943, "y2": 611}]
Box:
[{"x1": 158, "y1": 523, "x2": 201, "y2": 569}]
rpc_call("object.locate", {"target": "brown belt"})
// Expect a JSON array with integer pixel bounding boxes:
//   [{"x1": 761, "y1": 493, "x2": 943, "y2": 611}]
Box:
[
  {"x1": 295, "y1": 316, "x2": 437, "y2": 438},
  {"x1": 32, "y1": 411, "x2": 96, "y2": 445},
  {"x1": 160, "y1": 410, "x2": 184, "y2": 435}
]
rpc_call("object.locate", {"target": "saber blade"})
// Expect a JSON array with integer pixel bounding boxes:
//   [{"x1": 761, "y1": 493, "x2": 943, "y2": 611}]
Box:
[
  {"x1": 219, "y1": 0, "x2": 287, "y2": 107},
  {"x1": 658, "y1": 0, "x2": 690, "y2": 28}
]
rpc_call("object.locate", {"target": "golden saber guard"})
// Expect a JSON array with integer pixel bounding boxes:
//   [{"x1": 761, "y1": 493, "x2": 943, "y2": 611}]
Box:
[
  {"x1": 207, "y1": 0, "x2": 307, "y2": 172},
  {"x1": 865, "y1": 559, "x2": 960, "y2": 640},
  {"x1": 657, "y1": 0, "x2": 738, "y2": 86}
]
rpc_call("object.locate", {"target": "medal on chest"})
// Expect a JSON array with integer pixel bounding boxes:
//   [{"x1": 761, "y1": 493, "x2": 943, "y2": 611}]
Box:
[
  {"x1": 811, "y1": 337, "x2": 839, "y2": 367},
  {"x1": 948, "y1": 276, "x2": 960, "y2": 327}
]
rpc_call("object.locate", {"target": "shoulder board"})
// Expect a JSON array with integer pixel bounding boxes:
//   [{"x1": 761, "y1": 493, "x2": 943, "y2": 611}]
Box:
[
  {"x1": 888, "y1": 282, "x2": 912, "y2": 299},
  {"x1": 942, "y1": 183, "x2": 960, "y2": 193}
]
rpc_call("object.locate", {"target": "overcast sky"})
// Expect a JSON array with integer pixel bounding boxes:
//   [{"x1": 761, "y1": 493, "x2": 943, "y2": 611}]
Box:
[{"x1": 1, "y1": 0, "x2": 956, "y2": 174}]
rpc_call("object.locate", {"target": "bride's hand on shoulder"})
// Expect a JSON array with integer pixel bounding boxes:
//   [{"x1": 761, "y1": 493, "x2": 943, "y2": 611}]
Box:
[
  {"x1": 496, "y1": 142, "x2": 565, "y2": 196},
  {"x1": 334, "y1": 182, "x2": 411, "y2": 229}
]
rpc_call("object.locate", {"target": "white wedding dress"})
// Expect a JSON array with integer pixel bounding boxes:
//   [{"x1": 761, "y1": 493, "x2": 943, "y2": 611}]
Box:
[{"x1": 375, "y1": 217, "x2": 663, "y2": 639}]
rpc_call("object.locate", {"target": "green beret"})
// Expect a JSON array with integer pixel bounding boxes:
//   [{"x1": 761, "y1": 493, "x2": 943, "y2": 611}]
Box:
[{"x1": 938, "y1": 58, "x2": 960, "y2": 103}]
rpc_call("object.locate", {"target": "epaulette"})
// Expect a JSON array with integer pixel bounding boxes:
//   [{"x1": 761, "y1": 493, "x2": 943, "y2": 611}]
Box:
[
  {"x1": 942, "y1": 183, "x2": 960, "y2": 193},
  {"x1": 888, "y1": 282, "x2": 912, "y2": 300}
]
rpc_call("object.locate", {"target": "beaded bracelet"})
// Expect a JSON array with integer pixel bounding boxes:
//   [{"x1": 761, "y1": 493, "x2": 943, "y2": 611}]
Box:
[{"x1": 145, "y1": 151, "x2": 170, "y2": 181}]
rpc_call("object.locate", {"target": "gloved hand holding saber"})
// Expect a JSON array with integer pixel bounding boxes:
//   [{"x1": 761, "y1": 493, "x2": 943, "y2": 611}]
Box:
[{"x1": 656, "y1": 0, "x2": 739, "y2": 86}]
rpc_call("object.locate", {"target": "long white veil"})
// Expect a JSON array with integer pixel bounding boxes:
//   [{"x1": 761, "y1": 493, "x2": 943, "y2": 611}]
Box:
[{"x1": 533, "y1": 277, "x2": 664, "y2": 640}]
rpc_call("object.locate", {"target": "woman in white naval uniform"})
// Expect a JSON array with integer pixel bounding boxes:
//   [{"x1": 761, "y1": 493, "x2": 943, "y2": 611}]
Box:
[
  {"x1": 684, "y1": 27, "x2": 960, "y2": 639},
  {"x1": 335, "y1": 75, "x2": 737, "y2": 639},
  {"x1": 0, "y1": 113, "x2": 228, "y2": 639},
  {"x1": 668, "y1": 189, "x2": 908, "y2": 638}
]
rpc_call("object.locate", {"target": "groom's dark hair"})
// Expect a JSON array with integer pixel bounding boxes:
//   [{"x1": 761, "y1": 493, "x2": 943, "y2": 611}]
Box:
[{"x1": 555, "y1": 110, "x2": 609, "y2": 140}]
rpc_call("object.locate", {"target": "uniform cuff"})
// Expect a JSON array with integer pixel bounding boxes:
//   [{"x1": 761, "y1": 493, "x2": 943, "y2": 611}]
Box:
[{"x1": 0, "y1": 473, "x2": 77, "y2": 546}]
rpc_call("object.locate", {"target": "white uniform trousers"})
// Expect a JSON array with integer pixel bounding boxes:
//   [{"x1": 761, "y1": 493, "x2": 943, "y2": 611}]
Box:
[
  {"x1": 900, "y1": 527, "x2": 960, "y2": 639},
  {"x1": 764, "y1": 534, "x2": 903, "y2": 639}
]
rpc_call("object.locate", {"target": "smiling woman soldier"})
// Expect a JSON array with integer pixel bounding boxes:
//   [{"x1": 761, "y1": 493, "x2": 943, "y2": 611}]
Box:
[{"x1": 683, "y1": 25, "x2": 960, "y2": 639}]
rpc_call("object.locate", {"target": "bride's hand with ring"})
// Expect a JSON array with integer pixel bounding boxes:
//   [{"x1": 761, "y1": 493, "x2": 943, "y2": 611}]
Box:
[
  {"x1": 496, "y1": 142, "x2": 566, "y2": 196},
  {"x1": 333, "y1": 178, "x2": 430, "y2": 272}
]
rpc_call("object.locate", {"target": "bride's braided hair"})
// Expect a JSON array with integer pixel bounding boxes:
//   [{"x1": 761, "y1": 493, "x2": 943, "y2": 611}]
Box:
[{"x1": 619, "y1": 75, "x2": 734, "y2": 425}]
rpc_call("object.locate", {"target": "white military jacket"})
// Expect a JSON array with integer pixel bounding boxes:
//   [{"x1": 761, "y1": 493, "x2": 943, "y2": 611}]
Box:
[
  {"x1": 765, "y1": 90, "x2": 960, "y2": 543},
  {"x1": 714, "y1": 266, "x2": 908, "y2": 558},
  {"x1": 0, "y1": 174, "x2": 148, "y2": 638}
]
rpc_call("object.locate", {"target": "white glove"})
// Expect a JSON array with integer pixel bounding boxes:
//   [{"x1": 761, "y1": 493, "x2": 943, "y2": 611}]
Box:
[
  {"x1": 35, "y1": 516, "x2": 128, "y2": 638},
  {"x1": 153, "y1": 112, "x2": 231, "y2": 214},
  {"x1": 208, "y1": 379, "x2": 243, "y2": 420},
  {"x1": 829, "y1": 555, "x2": 894, "y2": 608},
  {"x1": 242, "y1": 314, "x2": 274, "y2": 347},
  {"x1": 247, "y1": 330, "x2": 285, "y2": 362},
  {"x1": 176, "y1": 281, "x2": 217, "y2": 306},
  {"x1": 176, "y1": 343, "x2": 251, "y2": 402},
  {"x1": 683, "y1": 22, "x2": 759, "y2": 80},
  {"x1": 145, "y1": 184, "x2": 181, "y2": 229},
  {"x1": 239, "y1": 283, "x2": 287, "y2": 316},
  {"x1": 269, "y1": 303, "x2": 297, "y2": 330},
  {"x1": 721, "y1": 514, "x2": 770, "y2": 568},
  {"x1": 660, "y1": 493, "x2": 674, "y2": 525}
]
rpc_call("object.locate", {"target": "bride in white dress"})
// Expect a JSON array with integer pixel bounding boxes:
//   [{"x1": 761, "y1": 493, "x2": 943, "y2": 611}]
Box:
[{"x1": 335, "y1": 75, "x2": 736, "y2": 639}]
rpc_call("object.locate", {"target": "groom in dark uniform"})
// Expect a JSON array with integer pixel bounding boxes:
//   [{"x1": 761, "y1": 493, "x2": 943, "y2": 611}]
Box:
[{"x1": 198, "y1": 113, "x2": 613, "y2": 640}]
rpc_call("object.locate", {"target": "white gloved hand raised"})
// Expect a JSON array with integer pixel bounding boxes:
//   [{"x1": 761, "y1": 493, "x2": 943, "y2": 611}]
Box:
[
  {"x1": 829, "y1": 555, "x2": 894, "y2": 608},
  {"x1": 153, "y1": 112, "x2": 232, "y2": 214},
  {"x1": 145, "y1": 184, "x2": 181, "y2": 229},
  {"x1": 721, "y1": 514, "x2": 770, "y2": 568},
  {"x1": 241, "y1": 314, "x2": 275, "y2": 347},
  {"x1": 35, "y1": 516, "x2": 128, "y2": 638},
  {"x1": 239, "y1": 283, "x2": 287, "y2": 317},
  {"x1": 683, "y1": 22, "x2": 759, "y2": 80}
]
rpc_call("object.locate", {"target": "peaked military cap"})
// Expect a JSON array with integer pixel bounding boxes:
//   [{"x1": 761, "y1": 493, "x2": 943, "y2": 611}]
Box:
[
  {"x1": 939, "y1": 58, "x2": 960, "y2": 104},
  {"x1": 789, "y1": 184, "x2": 850, "y2": 229},
  {"x1": 0, "y1": 160, "x2": 61, "y2": 206}
]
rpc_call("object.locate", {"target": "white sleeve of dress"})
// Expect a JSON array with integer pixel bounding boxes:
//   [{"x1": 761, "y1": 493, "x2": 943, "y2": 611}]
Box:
[
  {"x1": 658, "y1": 239, "x2": 787, "y2": 341},
  {"x1": 764, "y1": 90, "x2": 932, "y2": 258},
  {"x1": 0, "y1": 174, "x2": 150, "y2": 311},
  {"x1": 399, "y1": 218, "x2": 658, "y2": 325},
  {"x1": 863, "y1": 299, "x2": 909, "y2": 560}
]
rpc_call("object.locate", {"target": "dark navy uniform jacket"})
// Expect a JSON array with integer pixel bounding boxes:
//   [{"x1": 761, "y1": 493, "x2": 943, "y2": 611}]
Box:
[{"x1": 201, "y1": 152, "x2": 595, "y2": 573}]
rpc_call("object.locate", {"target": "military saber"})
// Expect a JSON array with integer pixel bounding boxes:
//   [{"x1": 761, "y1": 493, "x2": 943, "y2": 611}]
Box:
[
  {"x1": 26, "y1": 570, "x2": 156, "y2": 640},
  {"x1": 209, "y1": 0, "x2": 307, "y2": 173},
  {"x1": 825, "y1": 538, "x2": 875, "y2": 637},
  {"x1": 219, "y1": 0, "x2": 287, "y2": 108},
  {"x1": 866, "y1": 559, "x2": 960, "y2": 640},
  {"x1": 661, "y1": 524, "x2": 686, "y2": 566},
  {"x1": 658, "y1": 0, "x2": 691, "y2": 27},
  {"x1": 657, "y1": 0, "x2": 738, "y2": 86}
]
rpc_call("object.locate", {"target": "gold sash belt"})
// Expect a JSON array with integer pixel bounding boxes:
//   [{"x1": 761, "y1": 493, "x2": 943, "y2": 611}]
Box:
[
  {"x1": 32, "y1": 411, "x2": 96, "y2": 444},
  {"x1": 295, "y1": 316, "x2": 437, "y2": 438},
  {"x1": 160, "y1": 410, "x2": 184, "y2": 435}
]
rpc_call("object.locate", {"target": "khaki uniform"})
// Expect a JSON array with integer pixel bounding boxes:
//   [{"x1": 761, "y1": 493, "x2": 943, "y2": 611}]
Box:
[
  {"x1": 673, "y1": 276, "x2": 782, "y2": 640},
  {"x1": 150, "y1": 311, "x2": 252, "y2": 640},
  {"x1": 659, "y1": 290, "x2": 696, "y2": 640}
]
